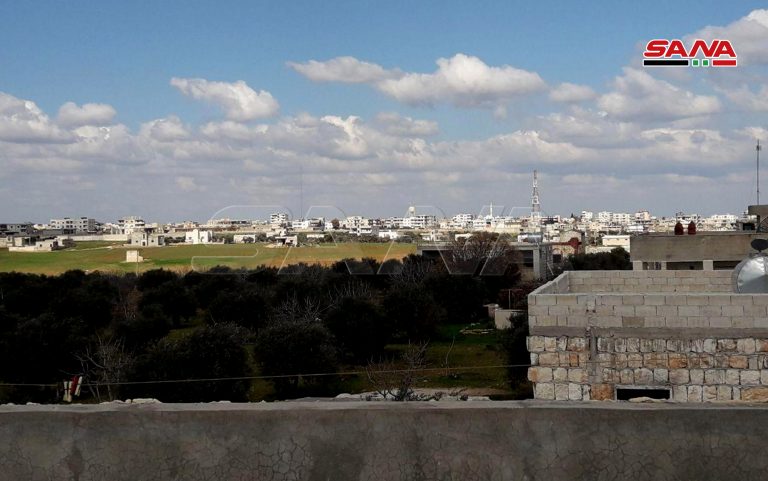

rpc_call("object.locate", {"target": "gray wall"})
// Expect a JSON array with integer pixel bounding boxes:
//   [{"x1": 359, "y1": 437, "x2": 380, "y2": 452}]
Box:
[{"x1": 3, "y1": 401, "x2": 768, "y2": 480}]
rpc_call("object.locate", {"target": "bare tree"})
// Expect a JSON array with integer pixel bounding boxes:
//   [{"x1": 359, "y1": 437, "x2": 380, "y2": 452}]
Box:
[
  {"x1": 445, "y1": 232, "x2": 521, "y2": 276},
  {"x1": 365, "y1": 341, "x2": 429, "y2": 401},
  {"x1": 272, "y1": 293, "x2": 324, "y2": 324},
  {"x1": 76, "y1": 336, "x2": 133, "y2": 402}
]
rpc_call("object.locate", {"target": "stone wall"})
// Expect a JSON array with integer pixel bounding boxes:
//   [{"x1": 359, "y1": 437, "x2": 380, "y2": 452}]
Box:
[
  {"x1": 527, "y1": 270, "x2": 768, "y2": 402},
  {"x1": 5, "y1": 402, "x2": 768, "y2": 480},
  {"x1": 527, "y1": 333, "x2": 768, "y2": 402}
]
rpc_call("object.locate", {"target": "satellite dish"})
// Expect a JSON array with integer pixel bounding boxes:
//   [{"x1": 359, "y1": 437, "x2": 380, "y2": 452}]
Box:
[{"x1": 733, "y1": 239, "x2": 768, "y2": 293}]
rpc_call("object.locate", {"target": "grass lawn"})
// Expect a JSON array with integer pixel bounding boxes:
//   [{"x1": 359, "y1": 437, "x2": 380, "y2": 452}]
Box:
[{"x1": 0, "y1": 242, "x2": 416, "y2": 275}]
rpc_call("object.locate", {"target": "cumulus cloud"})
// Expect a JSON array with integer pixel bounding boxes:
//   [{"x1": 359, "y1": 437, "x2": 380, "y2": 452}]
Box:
[
  {"x1": 686, "y1": 9, "x2": 768, "y2": 65},
  {"x1": 287, "y1": 56, "x2": 399, "y2": 83},
  {"x1": 176, "y1": 176, "x2": 204, "y2": 192},
  {"x1": 170, "y1": 77, "x2": 279, "y2": 121},
  {"x1": 376, "y1": 54, "x2": 546, "y2": 107},
  {"x1": 139, "y1": 116, "x2": 191, "y2": 142},
  {"x1": 597, "y1": 68, "x2": 721, "y2": 121},
  {"x1": 716, "y1": 84, "x2": 768, "y2": 112},
  {"x1": 549, "y1": 83, "x2": 597, "y2": 103},
  {"x1": 373, "y1": 112, "x2": 438, "y2": 137},
  {"x1": 57, "y1": 102, "x2": 116, "y2": 127},
  {"x1": 0, "y1": 92, "x2": 73, "y2": 143}
]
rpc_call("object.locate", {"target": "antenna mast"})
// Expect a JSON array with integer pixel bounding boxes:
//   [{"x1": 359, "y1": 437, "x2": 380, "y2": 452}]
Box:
[
  {"x1": 758, "y1": 140, "x2": 762, "y2": 205},
  {"x1": 531, "y1": 170, "x2": 541, "y2": 219}
]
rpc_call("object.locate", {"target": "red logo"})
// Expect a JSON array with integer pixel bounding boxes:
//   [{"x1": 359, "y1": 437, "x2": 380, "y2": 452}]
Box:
[{"x1": 643, "y1": 39, "x2": 737, "y2": 67}]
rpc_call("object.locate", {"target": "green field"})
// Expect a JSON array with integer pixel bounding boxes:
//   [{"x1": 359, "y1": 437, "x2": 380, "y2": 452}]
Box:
[{"x1": 0, "y1": 242, "x2": 416, "y2": 275}]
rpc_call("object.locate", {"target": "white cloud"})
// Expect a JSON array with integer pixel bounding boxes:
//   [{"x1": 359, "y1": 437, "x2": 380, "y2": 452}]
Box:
[
  {"x1": 176, "y1": 176, "x2": 204, "y2": 192},
  {"x1": 376, "y1": 54, "x2": 546, "y2": 107},
  {"x1": 287, "y1": 56, "x2": 399, "y2": 83},
  {"x1": 686, "y1": 9, "x2": 768, "y2": 66},
  {"x1": 139, "y1": 116, "x2": 191, "y2": 142},
  {"x1": 717, "y1": 84, "x2": 768, "y2": 112},
  {"x1": 597, "y1": 68, "x2": 721, "y2": 121},
  {"x1": 0, "y1": 92, "x2": 73, "y2": 143},
  {"x1": 549, "y1": 83, "x2": 597, "y2": 103},
  {"x1": 373, "y1": 112, "x2": 438, "y2": 137},
  {"x1": 57, "y1": 102, "x2": 116, "y2": 127},
  {"x1": 170, "y1": 77, "x2": 279, "y2": 121}
]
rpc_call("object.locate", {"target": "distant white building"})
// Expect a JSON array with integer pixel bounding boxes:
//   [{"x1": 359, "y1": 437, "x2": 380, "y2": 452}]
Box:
[
  {"x1": 185, "y1": 229, "x2": 213, "y2": 244},
  {"x1": 117, "y1": 216, "x2": 147, "y2": 235},
  {"x1": 601, "y1": 234, "x2": 631, "y2": 252},
  {"x1": 270, "y1": 213, "x2": 289, "y2": 227},
  {"x1": 129, "y1": 232, "x2": 165, "y2": 247},
  {"x1": 402, "y1": 215, "x2": 437, "y2": 229},
  {"x1": 49, "y1": 217, "x2": 98, "y2": 233}
]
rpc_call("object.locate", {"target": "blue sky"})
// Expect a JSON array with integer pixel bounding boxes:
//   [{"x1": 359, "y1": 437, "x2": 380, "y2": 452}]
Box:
[{"x1": 0, "y1": 1, "x2": 767, "y2": 221}]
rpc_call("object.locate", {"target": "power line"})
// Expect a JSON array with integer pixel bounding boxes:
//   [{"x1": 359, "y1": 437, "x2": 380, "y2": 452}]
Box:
[{"x1": 0, "y1": 363, "x2": 533, "y2": 389}]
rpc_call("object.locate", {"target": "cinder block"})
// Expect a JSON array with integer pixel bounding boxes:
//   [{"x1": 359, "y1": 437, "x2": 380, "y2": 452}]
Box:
[
  {"x1": 622, "y1": 316, "x2": 644, "y2": 328},
  {"x1": 678, "y1": 305, "x2": 700, "y2": 317},
  {"x1": 753, "y1": 295, "x2": 768, "y2": 306},
  {"x1": 688, "y1": 317, "x2": 710, "y2": 328},
  {"x1": 665, "y1": 295, "x2": 687, "y2": 306},
  {"x1": 538, "y1": 316, "x2": 557, "y2": 326},
  {"x1": 537, "y1": 295, "x2": 557, "y2": 306},
  {"x1": 657, "y1": 305, "x2": 678, "y2": 317},
  {"x1": 732, "y1": 316, "x2": 755, "y2": 328},
  {"x1": 635, "y1": 305, "x2": 657, "y2": 317},
  {"x1": 708, "y1": 295, "x2": 731, "y2": 306},
  {"x1": 548, "y1": 305, "x2": 569, "y2": 316},
  {"x1": 614, "y1": 305, "x2": 635, "y2": 317},
  {"x1": 744, "y1": 305, "x2": 768, "y2": 317},
  {"x1": 731, "y1": 296, "x2": 754, "y2": 306},
  {"x1": 622, "y1": 295, "x2": 644, "y2": 306},
  {"x1": 644, "y1": 294, "x2": 666, "y2": 306},
  {"x1": 665, "y1": 316, "x2": 688, "y2": 328},
  {"x1": 529, "y1": 305, "x2": 549, "y2": 316},
  {"x1": 556, "y1": 296, "x2": 578, "y2": 306},
  {"x1": 709, "y1": 317, "x2": 731, "y2": 328},
  {"x1": 701, "y1": 306, "x2": 723, "y2": 317},
  {"x1": 687, "y1": 294, "x2": 710, "y2": 305}
]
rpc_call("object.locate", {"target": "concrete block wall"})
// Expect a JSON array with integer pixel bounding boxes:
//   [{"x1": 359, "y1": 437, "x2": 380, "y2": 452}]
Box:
[
  {"x1": 567, "y1": 270, "x2": 732, "y2": 293},
  {"x1": 527, "y1": 271, "x2": 768, "y2": 402}
]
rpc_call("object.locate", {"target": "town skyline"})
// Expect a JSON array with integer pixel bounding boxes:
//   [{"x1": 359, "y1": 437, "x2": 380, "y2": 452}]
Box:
[{"x1": 1, "y1": 2, "x2": 766, "y2": 221}]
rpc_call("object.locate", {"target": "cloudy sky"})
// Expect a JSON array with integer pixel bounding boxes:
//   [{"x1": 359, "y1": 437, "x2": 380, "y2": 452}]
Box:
[{"x1": 1, "y1": 1, "x2": 767, "y2": 223}]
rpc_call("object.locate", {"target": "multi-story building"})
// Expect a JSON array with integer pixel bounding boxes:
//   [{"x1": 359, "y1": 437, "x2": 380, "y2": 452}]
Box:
[
  {"x1": 270, "y1": 213, "x2": 289, "y2": 227},
  {"x1": 49, "y1": 217, "x2": 99, "y2": 234},
  {"x1": 402, "y1": 215, "x2": 438, "y2": 230},
  {"x1": 117, "y1": 216, "x2": 147, "y2": 235}
]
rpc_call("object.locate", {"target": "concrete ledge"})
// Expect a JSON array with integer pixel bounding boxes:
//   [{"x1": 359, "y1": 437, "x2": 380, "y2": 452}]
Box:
[{"x1": 3, "y1": 401, "x2": 768, "y2": 480}]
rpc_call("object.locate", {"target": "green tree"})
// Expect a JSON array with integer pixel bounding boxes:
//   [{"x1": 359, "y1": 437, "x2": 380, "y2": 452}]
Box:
[
  {"x1": 128, "y1": 324, "x2": 251, "y2": 402},
  {"x1": 566, "y1": 247, "x2": 631, "y2": 270},
  {"x1": 255, "y1": 320, "x2": 338, "y2": 398}
]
